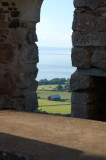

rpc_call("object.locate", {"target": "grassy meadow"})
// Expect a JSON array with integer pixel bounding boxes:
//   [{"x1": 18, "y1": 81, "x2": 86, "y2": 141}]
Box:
[{"x1": 37, "y1": 85, "x2": 71, "y2": 115}]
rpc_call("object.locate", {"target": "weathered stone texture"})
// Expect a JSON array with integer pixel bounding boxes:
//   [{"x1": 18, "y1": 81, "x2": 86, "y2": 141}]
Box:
[
  {"x1": 72, "y1": 12, "x2": 95, "y2": 33},
  {"x1": 74, "y1": 0, "x2": 106, "y2": 9},
  {"x1": 0, "y1": 73, "x2": 16, "y2": 95},
  {"x1": 71, "y1": 0, "x2": 106, "y2": 121},
  {"x1": 71, "y1": 48, "x2": 92, "y2": 68},
  {"x1": 70, "y1": 71, "x2": 95, "y2": 91},
  {"x1": 91, "y1": 48, "x2": 106, "y2": 69},
  {"x1": 73, "y1": 8, "x2": 106, "y2": 33},
  {"x1": 71, "y1": 103, "x2": 95, "y2": 119},
  {"x1": 71, "y1": 72, "x2": 106, "y2": 121},
  {"x1": 71, "y1": 102, "x2": 106, "y2": 120},
  {"x1": 0, "y1": 44, "x2": 14, "y2": 63},
  {"x1": 96, "y1": 16, "x2": 106, "y2": 32},
  {"x1": 72, "y1": 47, "x2": 106, "y2": 70},
  {"x1": 78, "y1": 68, "x2": 106, "y2": 77},
  {"x1": 0, "y1": 0, "x2": 43, "y2": 111},
  {"x1": 72, "y1": 32, "x2": 106, "y2": 47},
  {"x1": 71, "y1": 91, "x2": 98, "y2": 105}
]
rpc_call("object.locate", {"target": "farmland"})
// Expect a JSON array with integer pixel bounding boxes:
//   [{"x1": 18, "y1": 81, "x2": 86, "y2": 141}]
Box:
[{"x1": 37, "y1": 85, "x2": 71, "y2": 115}]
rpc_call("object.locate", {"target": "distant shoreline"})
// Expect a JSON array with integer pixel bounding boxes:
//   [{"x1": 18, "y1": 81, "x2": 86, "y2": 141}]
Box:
[
  {"x1": 38, "y1": 46, "x2": 71, "y2": 50},
  {"x1": 36, "y1": 46, "x2": 76, "y2": 81}
]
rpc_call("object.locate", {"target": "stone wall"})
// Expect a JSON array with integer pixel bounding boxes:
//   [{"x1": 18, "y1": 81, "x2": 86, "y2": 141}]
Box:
[
  {"x1": 1, "y1": 0, "x2": 106, "y2": 119},
  {"x1": 71, "y1": 0, "x2": 106, "y2": 121},
  {"x1": 0, "y1": 0, "x2": 43, "y2": 111}
]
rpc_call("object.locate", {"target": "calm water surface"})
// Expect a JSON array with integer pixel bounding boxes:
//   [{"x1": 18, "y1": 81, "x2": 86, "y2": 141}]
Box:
[{"x1": 37, "y1": 47, "x2": 76, "y2": 80}]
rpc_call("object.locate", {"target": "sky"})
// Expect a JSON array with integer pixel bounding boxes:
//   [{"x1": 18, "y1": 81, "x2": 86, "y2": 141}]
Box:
[{"x1": 36, "y1": 0, "x2": 74, "y2": 48}]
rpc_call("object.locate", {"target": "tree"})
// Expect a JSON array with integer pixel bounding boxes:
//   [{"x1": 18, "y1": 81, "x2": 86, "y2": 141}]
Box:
[
  {"x1": 38, "y1": 79, "x2": 49, "y2": 85},
  {"x1": 38, "y1": 78, "x2": 67, "y2": 85},
  {"x1": 56, "y1": 85, "x2": 63, "y2": 91},
  {"x1": 65, "y1": 79, "x2": 71, "y2": 92}
]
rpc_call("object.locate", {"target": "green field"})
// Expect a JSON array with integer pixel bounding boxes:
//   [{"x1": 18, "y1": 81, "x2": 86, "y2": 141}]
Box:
[
  {"x1": 37, "y1": 85, "x2": 71, "y2": 114},
  {"x1": 38, "y1": 85, "x2": 58, "y2": 91},
  {"x1": 38, "y1": 103, "x2": 71, "y2": 114}
]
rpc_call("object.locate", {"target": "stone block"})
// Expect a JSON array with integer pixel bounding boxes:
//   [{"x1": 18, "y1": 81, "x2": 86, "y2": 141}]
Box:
[
  {"x1": 2, "y1": 2, "x2": 9, "y2": 6},
  {"x1": 71, "y1": 91, "x2": 98, "y2": 105},
  {"x1": 11, "y1": 11, "x2": 20, "y2": 17},
  {"x1": 72, "y1": 32, "x2": 106, "y2": 47},
  {"x1": 0, "y1": 0, "x2": 43, "y2": 112},
  {"x1": 25, "y1": 92, "x2": 38, "y2": 111},
  {"x1": 71, "y1": 103, "x2": 103, "y2": 120},
  {"x1": 7, "y1": 28, "x2": 26, "y2": 44},
  {"x1": 0, "y1": 14, "x2": 4, "y2": 20},
  {"x1": 20, "y1": 44, "x2": 39, "y2": 64},
  {"x1": 0, "y1": 29, "x2": 9, "y2": 40},
  {"x1": 91, "y1": 49, "x2": 106, "y2": 69},
  {"x1": 16, "y1": 0, "x2": 43, "y2": 22},
  {"x1": 78, "y1": 68, "x2": 106, "y2": 77},
  {"x1": 2, "y1": 97, "x2": 11, "y2": 109},
  {"x1": 12, "y1": 99, "x2": 25, "y2": 111},
  {"x1": 73, "y1": 12, "x2": 95, "y2": 33},
  {"x1": 74, "y1": 0, "x2": 106, "y2": 9},
  {"x1": 21, "y1": 21, "x2": 28, "y2": 28},
  {"x1": 19, "y1": 72, "x2": 38, "y2": 89},
  {"x1": 71, "y1": 47, "x2": 92, "y2": 68},
  {"x1": 0, "y1": 20, "x2": 8, "y2": 28},
  {"x1": 71, "y1": 103, "x2": 88, "y2": 119},
  {"x1": 96, "y1": 16, "x2": 106, "y2": 32},
  {"x1": 29, "y1": 80, "x2": 38, "y2": 91},
  {"x1": 26, "y1": 45, "x2": 38, "y2": 64},
  {"x1": 70, "y1": 71, "x2": 95, "y2": 91},
  {"x1": 23, "y1": 64, "x2": 38, "y2": 73},
  {"x1": 0, "y1": 73, "x2": 16, "y2": 95},
  {"x1": 9, "y1": 19, "x2": 20, "y2": 28},
  {"x1": 0, "y1": 45, "x2": 14, "y2": 63},
  {"x1": 26, "y1": 29, "x2": 38, "y2": 44}
]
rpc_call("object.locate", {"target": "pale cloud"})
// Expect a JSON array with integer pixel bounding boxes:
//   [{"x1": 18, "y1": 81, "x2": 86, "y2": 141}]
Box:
[
  {"x1": 57, "y1": 30, "x2": 73, "y2": 47},
  {"x1": 36, "y1": 17, "x2": 55, "y2": 39},
  {"x1": 36, "y1": 17, "x2": 73, "y2": 48},
  {"x1": 60, "y1": 30, "x2": 73, "y2": 41},
  {"x1": 38, "y1": 17, "x2": 54, "y2": 27},
  {"x1": 37, "y1": 31, "x2": 73, "y2": 48}
]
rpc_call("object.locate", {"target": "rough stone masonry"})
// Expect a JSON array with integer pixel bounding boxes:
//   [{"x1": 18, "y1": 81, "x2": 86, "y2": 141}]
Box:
[
  {"x1": 0, "y1": 0, "x2": 43, "y2": 111},
  {"x1": 71, "y1": 0, "x2": 106, "y2": 121}
]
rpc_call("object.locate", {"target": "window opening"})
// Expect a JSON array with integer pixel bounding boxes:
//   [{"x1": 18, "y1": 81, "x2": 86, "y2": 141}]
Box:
[{"x1": 36, "y1": 0, "x2": 76, "y2": 116}]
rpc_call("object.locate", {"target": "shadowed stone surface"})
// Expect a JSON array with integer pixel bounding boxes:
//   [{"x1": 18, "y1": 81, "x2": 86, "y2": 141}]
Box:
[
  {"x1": 70, "y1": 71, "x2": 95, "y2": 91},
  {"x1": 71, "y1": 0, "x2": 106, "y2": 120},
  {"x1": 91, "y1": 49, "x2": 106, "y2": 69},
  {"x1": 71, "y1": 91, "x2": 98, "y2": 105},
  {"x1": 78, "y1": 68, "x2": 106, "y2": 77},
  {"x1": 0, "y1": 0, "x2": 43, "y2": 111},
  {"x1": 74, "y1": 0, "x2": 106, "y2": 9},
  {"x1": 72, "y1": 48, "x2": 92, "y2": 68}
]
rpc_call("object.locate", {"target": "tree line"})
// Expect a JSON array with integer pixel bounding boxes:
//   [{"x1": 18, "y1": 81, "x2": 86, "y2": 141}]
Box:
[
  {"x1": 38, "y1": 78, "x2": 68, "y2": 85},
  {"x1": 38, "y1": 78, "x2": 71, "y2": 92}
]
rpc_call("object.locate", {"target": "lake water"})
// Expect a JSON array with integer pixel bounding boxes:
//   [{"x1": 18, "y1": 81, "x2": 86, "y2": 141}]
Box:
[{"x1": 36, "y1": 47, "x2": 76, "y2": 80}]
